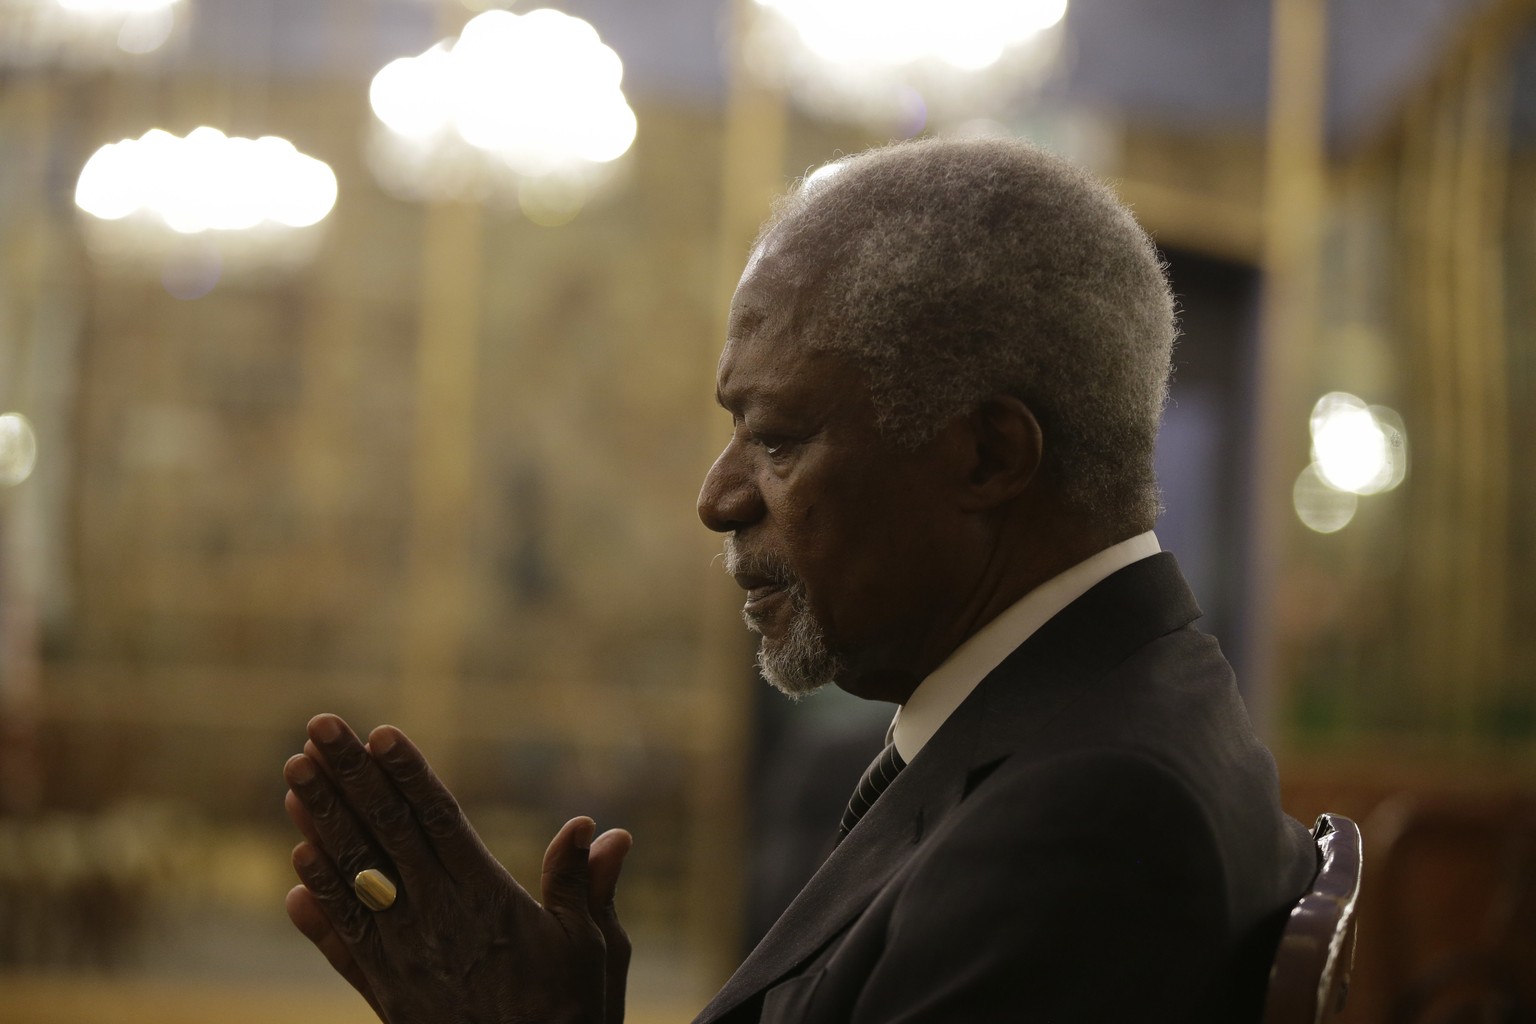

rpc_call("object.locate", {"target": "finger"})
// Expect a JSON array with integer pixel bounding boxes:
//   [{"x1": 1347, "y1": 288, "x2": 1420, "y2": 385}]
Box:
[
  {"x1": 368, "y1": 725, "x2": 513, "y2": 887},
  {"x1": 285, "y1": 789, "x2": 322, "y2": 848},
  {"x1": 283, "y1": 739, "x2": 329, "y2": 848},
  {"x1": 285, "y1": 752, "x2": 394, "y2": 892},
  {"x1": 309, "y1": 716, "x2": 436, "y2": 859},
  {"x1": 285, "y1": 882, "x2": 384, "y2": 1019},
  {"x1": 301, "y1": 715, "x2": 441, "y2": 893},
  {"x1": 588, "y1": 828, "x2": 633, "y2": 1024},
  {"x1": 541, "y1": 816, "x2": 598, "y2": 918},
  {"x1": 289, "y1": 841, "x2": 379, "y2": 961}
]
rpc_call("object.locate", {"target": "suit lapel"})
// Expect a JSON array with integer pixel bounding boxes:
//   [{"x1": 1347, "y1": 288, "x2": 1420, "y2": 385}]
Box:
[
  {"x1": 692, "y1": 554, "x2": 1202, "y2": 1023},
  {"x1": 692, "y1": 756, "x2": 962, "y2": 1022}
]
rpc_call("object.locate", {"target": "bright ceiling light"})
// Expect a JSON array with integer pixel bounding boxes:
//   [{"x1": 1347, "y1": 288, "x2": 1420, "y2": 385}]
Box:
[
  {"x1": 74, "y1": 127, "x2": 338, "y2": 278},
  {"x1": 76, "y1": 127, "x2": 337, "y2": 232},
  {"x1": 365, "y1": 8, "x2": 637, "y2": 220},
  {"x1": 370, "y1": 44, "x2": 454, "y2": 141},
  {"x1": 56, "y1": 0, "x2": 173, "y2": 12},
  {"x1": 759, "y1": 0, "x2": 1064, "y2": 68},
  {"x1": 747, "y1": 0, "x2": 1068, "y2": 130},
  {"x1": 1309, "y1": 392, "x2": 1407, "y2": 496},
  {"x1": 1, "y1": 0, "x2": 186, "y2": 66}
]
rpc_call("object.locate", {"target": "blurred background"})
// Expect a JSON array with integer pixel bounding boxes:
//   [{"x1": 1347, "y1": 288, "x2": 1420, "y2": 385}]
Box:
[{"x1": 0, "y1": 0, "x2": 1533, "y2": 1020}]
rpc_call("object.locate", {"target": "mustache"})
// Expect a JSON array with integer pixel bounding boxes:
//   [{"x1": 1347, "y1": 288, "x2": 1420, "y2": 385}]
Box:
[{"x1": 721, "y1": 536, "x2": 796, "y2": 586}]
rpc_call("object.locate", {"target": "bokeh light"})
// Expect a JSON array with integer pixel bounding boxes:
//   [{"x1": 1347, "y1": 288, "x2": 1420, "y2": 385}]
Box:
[
  {"x1": 747, "y1": 0, "x2": 1068, "y2": 129},
  {"x1": 76, "y1": 127, "x2": 337, "y2": 232},
  {"x1": 365, "y1": 8, "x2": 637, "y2": 214},
  {"x1": 1294, "y1": 392, "x2": 1409, "y2": 534},
  {"x1": 757, "y1": 0, "x2": 1066, "y2": 69},
  {"x1": 0, "y1": 413, "x2": 38, "y2": 487},
  {"x1": 1293, "y1": 463, "x2": 1358, "y2": 534},
  {"x1": 160, "y1": 245, "x2": 222, "y2": 300},
  {"x1": 0, "y1": 0, "x2": 184, "y2": 67},
  {"x1": 73, "y1": 127, "x2": 338, "y2": 275},
  {"x1": 1309, "y1": 391, "x2": 1407, "y2": 496}
]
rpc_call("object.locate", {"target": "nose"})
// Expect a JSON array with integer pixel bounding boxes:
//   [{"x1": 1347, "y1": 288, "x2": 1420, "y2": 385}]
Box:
[{"x1": 698, "y1": 438, "x2": 764, "y2": 533}]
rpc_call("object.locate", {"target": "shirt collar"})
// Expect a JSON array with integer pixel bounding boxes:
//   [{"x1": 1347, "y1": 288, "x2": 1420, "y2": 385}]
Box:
[{"x1": 890, "y1": 531, "x2": 1162, "y2": 762}]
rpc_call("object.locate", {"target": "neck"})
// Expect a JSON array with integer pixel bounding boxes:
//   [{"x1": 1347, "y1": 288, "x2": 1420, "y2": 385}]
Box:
[
  {"x1": 965, "y1": 504, "x2": 1130, "y2": 634},
  {"x1": 833, "y1": 508, "x2": 1135, "y2": 706}
]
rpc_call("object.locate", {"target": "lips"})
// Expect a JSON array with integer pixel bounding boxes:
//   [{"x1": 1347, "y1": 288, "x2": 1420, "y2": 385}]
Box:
[
  {"x1": 723, "y1": 539, "x2": 797, "y2": 620},
  {"x1": 734, "y1": 572, "x2": 789, "y2": 612}
]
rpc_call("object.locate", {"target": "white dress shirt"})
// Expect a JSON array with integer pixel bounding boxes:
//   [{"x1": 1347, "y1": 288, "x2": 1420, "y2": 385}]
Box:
[{"x1": 891, "y1": 531, "x2": 1162, "y2": 762}]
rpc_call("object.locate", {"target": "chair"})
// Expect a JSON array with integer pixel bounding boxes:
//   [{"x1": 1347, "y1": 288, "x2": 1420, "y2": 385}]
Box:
[{"x1": 1262, "y1": 813, "x2": 1364, "y2": 1024}]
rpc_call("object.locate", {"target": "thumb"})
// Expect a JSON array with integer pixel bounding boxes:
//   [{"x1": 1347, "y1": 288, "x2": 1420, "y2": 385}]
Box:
[
  {"x1": 587, "y1": 828, "x2": 632, "y2": 916},
  {"x1": 589, "y1": 829, "x2": 633, "y2": 1024},
  {"x1": 540, "y1": 816, "x2": 598, "y2": 915}
]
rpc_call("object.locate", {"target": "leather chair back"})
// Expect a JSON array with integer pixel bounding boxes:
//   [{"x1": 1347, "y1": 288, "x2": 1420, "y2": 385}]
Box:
[{"x1": 1262, "y1": 813, "x2": 1363, "y2": 1024}]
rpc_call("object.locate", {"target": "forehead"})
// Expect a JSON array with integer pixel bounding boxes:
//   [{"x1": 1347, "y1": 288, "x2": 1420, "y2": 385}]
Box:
[{"x1": 715, "y1": 260, "x2": 858, "y2": 411}]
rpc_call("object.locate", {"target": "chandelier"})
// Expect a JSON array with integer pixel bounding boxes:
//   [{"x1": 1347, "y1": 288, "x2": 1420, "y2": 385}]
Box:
[
  {"x1": 366, "y1": 7, "x2": 638, "y2": 224},
  {"x1": 744, "y1": 0, "x2": 1069, "y2": 131},
  {"x1": 74, "y1": 126, "x2": 339, "y2": 286}
]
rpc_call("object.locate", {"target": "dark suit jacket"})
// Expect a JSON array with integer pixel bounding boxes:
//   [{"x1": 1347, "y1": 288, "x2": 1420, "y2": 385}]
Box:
[{"x1": 696, "y1": 553, "x2": 1317, "y2": 1023}]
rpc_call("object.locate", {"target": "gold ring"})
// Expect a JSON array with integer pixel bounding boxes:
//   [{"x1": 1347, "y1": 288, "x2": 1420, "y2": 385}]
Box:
[{"x1": 353, "y1": 868, "x2": 398, "y2": 911}]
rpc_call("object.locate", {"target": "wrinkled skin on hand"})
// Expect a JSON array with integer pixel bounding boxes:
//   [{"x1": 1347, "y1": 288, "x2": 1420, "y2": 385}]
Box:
[{"x1": 283, "y1": 714, "x2": 633, "y2": 1024}]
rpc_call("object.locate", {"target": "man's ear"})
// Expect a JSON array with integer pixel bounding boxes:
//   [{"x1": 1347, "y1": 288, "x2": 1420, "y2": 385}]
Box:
[{"x1": 956, "y1": 395, "x2": 1043, "y2": 512}]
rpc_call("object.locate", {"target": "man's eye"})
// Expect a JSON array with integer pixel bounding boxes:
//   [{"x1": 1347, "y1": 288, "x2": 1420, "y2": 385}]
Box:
[
  {"x1": 757, "y1": 436, "x2": 792, "y2": 457},
  {"x1": 734, "y1": 421, "x2": 797, "y2": 458}
]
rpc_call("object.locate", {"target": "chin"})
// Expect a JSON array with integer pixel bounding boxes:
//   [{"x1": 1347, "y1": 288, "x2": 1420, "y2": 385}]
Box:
[
  {"x1": 755, "y1": 625, "x2": 844, "y2": 698},
  {"x1": 754, "y1": 640, "x2": 833, "y2": 698}
]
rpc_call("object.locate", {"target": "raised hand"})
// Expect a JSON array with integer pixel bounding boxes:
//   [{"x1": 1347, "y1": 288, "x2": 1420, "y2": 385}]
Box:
[{"x1": 283, "y1": 714, "x2": 633, "y2": 1024}]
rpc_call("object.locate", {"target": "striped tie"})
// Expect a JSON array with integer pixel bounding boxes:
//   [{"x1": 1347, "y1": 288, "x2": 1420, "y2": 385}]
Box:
[{"x1": 837, "y1": 742, "x2": 907, "y2": 843}]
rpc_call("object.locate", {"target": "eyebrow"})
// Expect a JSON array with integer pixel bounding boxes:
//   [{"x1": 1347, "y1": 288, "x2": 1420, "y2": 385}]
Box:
[
  {"x1": 731, "y1": 306, "x2": 768, "y2": 338},
  {"x1": 715, "y1": 379, "x2": 763, "y2": 412}
]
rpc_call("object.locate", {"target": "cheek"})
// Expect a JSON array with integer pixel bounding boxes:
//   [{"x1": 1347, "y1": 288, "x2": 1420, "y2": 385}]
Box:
[
  {"x1": 763, "y1": 495, "x2": 844, "y2": 593},
  {"x1": 762, "y1": 476, "x2": 824, "y2": 537},
  {"x1": 764, "y1": 464, "x2": 884, "y2": 582}
]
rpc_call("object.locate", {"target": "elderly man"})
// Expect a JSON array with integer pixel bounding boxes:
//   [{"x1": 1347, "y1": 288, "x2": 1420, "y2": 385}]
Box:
[{"x1": 283, "y1": 137, "x2": 1316, "y2": 1023}]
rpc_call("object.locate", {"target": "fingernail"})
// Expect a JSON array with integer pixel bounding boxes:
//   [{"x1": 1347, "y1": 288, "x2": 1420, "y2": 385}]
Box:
[
  {"x1": 293, "y1": 843, "x2": 318, "y2": 869},
  {"x1": 575, "y1": 818, "x2": 596, "y2": 851},
  {"x1": 312, "y1": 716, "x2": 341, "y2": 742},
  {"x1": 370, "y1": 728, "x2": 396, "y2": 756},
  {"x1": 288, "y1": 755, "x2": 316, "y2": 783}
]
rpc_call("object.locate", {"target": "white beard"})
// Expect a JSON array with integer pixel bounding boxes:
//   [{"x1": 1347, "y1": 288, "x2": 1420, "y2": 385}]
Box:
[
  {"x1": 724, "y1": 539, "x2": 844, "y2": 699},
  {"x1": 746, "y1": 577, "x2": 843, "y2": 699}
]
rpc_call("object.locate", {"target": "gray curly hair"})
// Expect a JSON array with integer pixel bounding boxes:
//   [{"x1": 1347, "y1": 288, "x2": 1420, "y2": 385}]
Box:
[{"x1": 754, "y1": 136, "x2": 1176, "y2": 532}]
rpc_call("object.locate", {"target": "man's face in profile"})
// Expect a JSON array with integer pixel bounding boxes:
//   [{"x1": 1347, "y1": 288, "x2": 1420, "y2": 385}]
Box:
[{"x1": 697, "y1": 253, "x2": 968, "y2": 703}]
